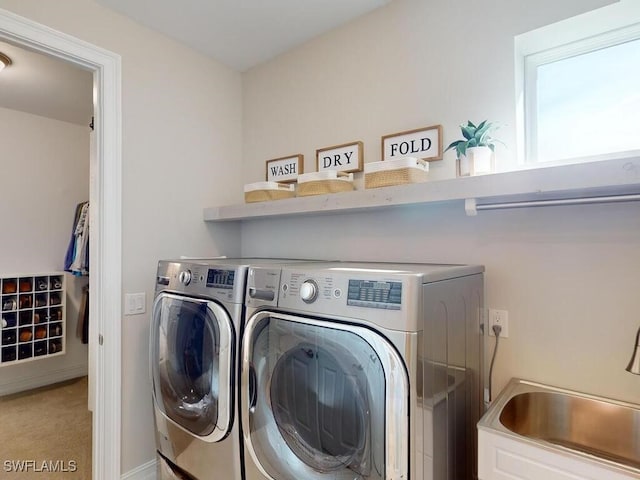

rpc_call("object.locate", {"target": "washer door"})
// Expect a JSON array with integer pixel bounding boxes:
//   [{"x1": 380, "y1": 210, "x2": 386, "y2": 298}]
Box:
[
  {"x1": 241, "y1": 311, "x2": 408, "y2": 480},
  {"x1": 151, "y1": 292, "x2": 234, "y2": 442}
]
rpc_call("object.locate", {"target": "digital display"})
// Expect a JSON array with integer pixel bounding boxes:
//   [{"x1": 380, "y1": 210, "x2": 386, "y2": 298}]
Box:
[
  {"x1": 347, "y1": 279, "x2": 402, "y2": 310},
  {"x1": 206, "y1": 269, "x2": 235, "y2": 289}
]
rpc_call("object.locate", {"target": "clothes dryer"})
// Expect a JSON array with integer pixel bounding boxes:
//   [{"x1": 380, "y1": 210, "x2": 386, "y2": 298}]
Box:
[
  {"x1": 240, "y1": 262, "x2": 485, "y2": 480},
  {"x1": 151, "y1": 258, "x2": 319, "y2": 480}
]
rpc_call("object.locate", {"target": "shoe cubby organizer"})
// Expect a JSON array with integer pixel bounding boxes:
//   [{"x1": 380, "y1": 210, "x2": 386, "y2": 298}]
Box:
[{"x1": 1, "y1": 273, "x2": 65, "y2": 366}]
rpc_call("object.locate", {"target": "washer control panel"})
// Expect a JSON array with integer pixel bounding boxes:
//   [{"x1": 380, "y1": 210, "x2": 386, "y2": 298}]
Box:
[
  {"x1": 280, "y1": 270, "x2": 404, "y2": 314},
  {"x1": 284, "y1": 272, "x2": 338, "y2": 304},
  {"x1": 299, "y1": 279, "x2": 319, "y2": 303},
  {"x1": 245, "y1": 267, "x2": 281, "y2": 308},
  {"x1": 346, "y1": 280, "x2": 402, "y2": 310}
]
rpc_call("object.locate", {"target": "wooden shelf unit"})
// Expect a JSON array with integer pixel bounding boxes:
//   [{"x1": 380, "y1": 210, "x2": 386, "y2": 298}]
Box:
[{"x1": 1, "y1": 272, "x2": 66, "y2": 366}]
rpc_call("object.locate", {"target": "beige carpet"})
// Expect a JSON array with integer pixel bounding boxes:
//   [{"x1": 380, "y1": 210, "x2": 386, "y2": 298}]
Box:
[{"x1": 0, "y1": 376, "x2": 92, "y2": 479}]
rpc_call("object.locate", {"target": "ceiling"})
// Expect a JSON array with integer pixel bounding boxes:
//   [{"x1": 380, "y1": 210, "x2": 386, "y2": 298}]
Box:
[
  {"x1": 0, "y1": 40, "x2": 93, "y2": 126},
  {"x1": 0, "y1": 0, "x2": 390, "y2": 124},
  {"x1": 95, "y1": 0, "x2": 391, "y2": 71}
]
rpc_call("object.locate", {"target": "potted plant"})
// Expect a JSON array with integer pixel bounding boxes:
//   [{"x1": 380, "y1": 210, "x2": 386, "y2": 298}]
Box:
[{"x1": 445, "y1": 120, "x2": 501, "y2": 176}]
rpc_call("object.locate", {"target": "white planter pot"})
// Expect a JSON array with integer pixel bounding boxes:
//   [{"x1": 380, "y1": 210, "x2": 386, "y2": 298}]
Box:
[
  {"x1": 457, "y1": 155, "x2": 471, "y2": 177},
  {"x1": 457, "y1": 146, "x2": 494, "y2": 176}
]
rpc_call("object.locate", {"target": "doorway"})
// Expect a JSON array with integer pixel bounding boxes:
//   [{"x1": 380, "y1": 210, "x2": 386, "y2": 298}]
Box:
[{"x1": 0, "y1": 7, "x2": 122, "y2": 480}]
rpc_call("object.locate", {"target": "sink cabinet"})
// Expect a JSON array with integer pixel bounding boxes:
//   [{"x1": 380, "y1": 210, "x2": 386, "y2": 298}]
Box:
[{"x1": 479, "y1": 428, "x2": 640, "y2": 480}]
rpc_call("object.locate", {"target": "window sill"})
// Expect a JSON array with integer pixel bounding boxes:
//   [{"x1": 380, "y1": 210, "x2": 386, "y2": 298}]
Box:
[{"x1": 203, "y1": 156, "x2": 640, "y2": 222}]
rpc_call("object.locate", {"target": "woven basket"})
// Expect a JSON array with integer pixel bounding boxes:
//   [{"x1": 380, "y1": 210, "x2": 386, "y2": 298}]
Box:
[
  {"x1": 365, "y1": 167, "x2": 428, "y2": 189},
  {"x1": 297, "y1": 179, "x2": 354, "y2": 197},
  {"x1": 244, "y1": 182, "x2": 295, "y2": 203},
  {"x1": 244, "y1": 189, "x2": 295, "y2": 203}
]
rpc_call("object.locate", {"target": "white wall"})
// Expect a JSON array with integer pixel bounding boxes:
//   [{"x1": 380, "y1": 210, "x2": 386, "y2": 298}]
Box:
[
  {"x1": 241, "y1": 0, "x2": 640, "y2": 405},
  {"x1": 242, "y1": 0, "x2": 615, "y2": 179},
  {"x1": 0, "y1": 106, "x2": 90, "y2": 394},
  {"x1": 0, "y1": 0, "x2": 243, "y2": 474}
]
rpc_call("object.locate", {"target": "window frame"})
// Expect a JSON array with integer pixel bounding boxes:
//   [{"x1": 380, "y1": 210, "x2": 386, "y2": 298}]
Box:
[{"x1": 515, "y1": 1, "x2": 640, "y2": 165}]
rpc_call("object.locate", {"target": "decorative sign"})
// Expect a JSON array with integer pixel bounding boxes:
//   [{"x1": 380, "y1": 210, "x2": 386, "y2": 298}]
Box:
[
  {"x1": 316, "y1": 141, "x2": 364, "y2": 173},
  {"x1": 266, "y1": 154, "x2": 304, "y2": 183},
  {"x1": 381, "y1": 125, "x2": 443, "y2": 161}
]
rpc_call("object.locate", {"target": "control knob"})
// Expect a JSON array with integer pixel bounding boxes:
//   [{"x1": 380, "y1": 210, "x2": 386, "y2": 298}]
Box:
[
  {"x1": 300, "y1": 280, "x2": 318, "y2": 303},
  {"x1": 178, "y1": 270, "x2": 192, "y2": 285}
]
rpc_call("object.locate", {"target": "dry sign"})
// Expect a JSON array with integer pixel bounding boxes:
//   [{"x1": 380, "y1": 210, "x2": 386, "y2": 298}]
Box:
[
  {"x1": 316, "y1": 141, "x2": 364, "y2": 173},
  {"x1": 381, "y1": 125, "x2": 443, "y2": 161},
  {"x1": 266, "y1": 154, "x2": 304, "y2": 183}
]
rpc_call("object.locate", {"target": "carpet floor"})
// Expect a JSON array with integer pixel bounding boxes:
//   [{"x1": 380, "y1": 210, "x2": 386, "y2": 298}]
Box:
[{"x1": 0, "y1": 376, "x2": 92, "y2": 479}]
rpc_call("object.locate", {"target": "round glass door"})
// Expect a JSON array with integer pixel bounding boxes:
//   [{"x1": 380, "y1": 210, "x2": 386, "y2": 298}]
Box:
[
  {"x1": 243, "y1": 313, "x2": 402, "y2": 480},
  {"x1": 270, "y1": 341, "x2": 370, "y2": 472},
  {"x1": 151, "y1": 293, "x2": 233, "y2": 440}
]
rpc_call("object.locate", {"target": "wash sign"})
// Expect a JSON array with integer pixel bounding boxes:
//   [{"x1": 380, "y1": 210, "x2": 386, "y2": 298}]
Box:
[
  {"x1": 382, "y1": 125, "x2": 443, "y2": 161},
  {"x1": 316, "y1": 141, "x2": 364, "y2": 173},
  {"x1": 266, "y1": 154, "x2": 303, "y2": 182}
]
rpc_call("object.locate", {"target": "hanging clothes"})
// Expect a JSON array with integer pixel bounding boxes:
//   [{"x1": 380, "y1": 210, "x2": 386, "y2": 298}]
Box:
[
  {"x1": 64, "y1": 201, "x2": 90, "y2": 276},
  {"x1": 64, "y1": 202, "x2": 84, "y2": 271},
  {"x1": 66, "y1": 202, "x2": 90, "y2": 344},
  {"x1": 76, "y1": 284, "x2": 89, "y2": 344}
]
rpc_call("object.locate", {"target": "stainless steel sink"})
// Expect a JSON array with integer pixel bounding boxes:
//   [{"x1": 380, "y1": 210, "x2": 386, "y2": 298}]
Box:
[{"x1": 479, "y1": 379, "x2": 640, "y2": 475}]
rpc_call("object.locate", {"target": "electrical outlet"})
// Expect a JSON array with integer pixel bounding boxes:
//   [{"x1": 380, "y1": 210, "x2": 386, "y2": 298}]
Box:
[{"x1": 488, "y1": 308, "x2": 509, "y2": 337}]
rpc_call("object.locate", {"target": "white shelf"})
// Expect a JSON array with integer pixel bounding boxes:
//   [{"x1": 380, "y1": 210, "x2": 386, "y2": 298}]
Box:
[
  {"x1": 1, "y1": 272, "x2": 66, "y2": 365},
  {"x1": 203, "y1": 157, "x2": 640, "y2": 222}
]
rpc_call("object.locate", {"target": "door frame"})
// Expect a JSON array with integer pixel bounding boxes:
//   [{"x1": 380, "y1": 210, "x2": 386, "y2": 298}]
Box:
[{"x1": 0, "y1": 8, "x2": 122, "y2": 480}]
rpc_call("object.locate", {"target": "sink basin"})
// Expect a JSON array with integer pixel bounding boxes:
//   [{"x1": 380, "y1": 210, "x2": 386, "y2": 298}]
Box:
[
  {"x1": 499, "y1": 390, "x2": 640, "y2": 469},
  {"x1": 478, "y1": 379, "x2": 640, "y2": 479}
]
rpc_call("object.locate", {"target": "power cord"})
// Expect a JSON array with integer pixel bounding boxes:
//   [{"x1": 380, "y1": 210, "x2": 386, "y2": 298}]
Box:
[{"x1": 488, "y1": 324, "x2": 502, "y2": 403}]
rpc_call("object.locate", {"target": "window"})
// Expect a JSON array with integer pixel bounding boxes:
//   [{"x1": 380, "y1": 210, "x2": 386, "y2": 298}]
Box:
[{"x1": 516, "y1": 1, "x2": 640, "y2": 164}]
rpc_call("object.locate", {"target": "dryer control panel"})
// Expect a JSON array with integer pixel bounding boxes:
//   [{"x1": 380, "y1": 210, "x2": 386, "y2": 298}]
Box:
[{"x1": 156, "y1": 261, "x2": 242, "y2": 304}]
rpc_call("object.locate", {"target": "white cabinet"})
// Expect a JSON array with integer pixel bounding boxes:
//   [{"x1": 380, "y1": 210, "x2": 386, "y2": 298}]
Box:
[
  {"x1": 479, "y1": 428, "x2": 640, "y2": 480},
  {"x1": 1, "y1": 273, "x2": 66, "y2": 365}
]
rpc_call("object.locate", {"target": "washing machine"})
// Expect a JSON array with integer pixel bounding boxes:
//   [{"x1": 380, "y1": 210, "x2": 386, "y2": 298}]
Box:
[
  {"x1": 240, "y1": 262, "x2": 485, "y2": 480},
  {"x1": 151, "y1": 258, "x2": 320, "y2": 480}
]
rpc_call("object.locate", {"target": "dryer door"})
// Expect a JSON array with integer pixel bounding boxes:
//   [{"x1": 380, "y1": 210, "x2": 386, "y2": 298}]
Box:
[
  {"x1": 151, "y1": 292, "x2": 234, "y2": 442},
  {"x1": 241, "y1": 311, "x2": 408, "y2": 480}
]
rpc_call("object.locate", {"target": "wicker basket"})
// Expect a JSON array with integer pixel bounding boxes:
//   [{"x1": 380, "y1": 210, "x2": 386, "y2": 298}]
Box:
[
  {"x1": 244, "y1": 182, "x2": 295, "y2": 203},
  {"x1": 364, "y1": 157, "x2": 429, "y2": 189},
  {"x1": 297, "y1": 171, "x2": 354, "y2": 197}
]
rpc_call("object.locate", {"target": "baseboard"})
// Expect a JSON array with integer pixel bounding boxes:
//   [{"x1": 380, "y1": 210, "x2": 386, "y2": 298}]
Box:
[
  {"x1": 0, "y1": 363, "x2": 88, "y2": 396},
  {"x1": 121, "y1": 459, "x2": 157, "y2": 480}
]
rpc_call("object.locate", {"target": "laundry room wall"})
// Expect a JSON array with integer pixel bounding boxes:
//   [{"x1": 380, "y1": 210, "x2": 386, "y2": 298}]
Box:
[
  {"x1": 0, "y1": 0, "x2": 243, "y2": 475},
  {"x1": 240, "y1": 0, "x2": 640, "y2": 406},
  {"x1": 0, "y1": 106, "x2": 89, "y2": 394}
]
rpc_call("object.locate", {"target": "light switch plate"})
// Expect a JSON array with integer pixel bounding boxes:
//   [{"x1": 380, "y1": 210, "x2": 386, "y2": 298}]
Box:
[{"x1": 124, "y1": 292, "x2": 146, "y2": 315}]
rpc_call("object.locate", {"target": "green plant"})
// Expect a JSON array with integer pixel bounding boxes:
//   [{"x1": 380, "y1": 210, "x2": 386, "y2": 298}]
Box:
[{"x1": 445, "y1": 120, "x2": 501, "y2": 158}]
